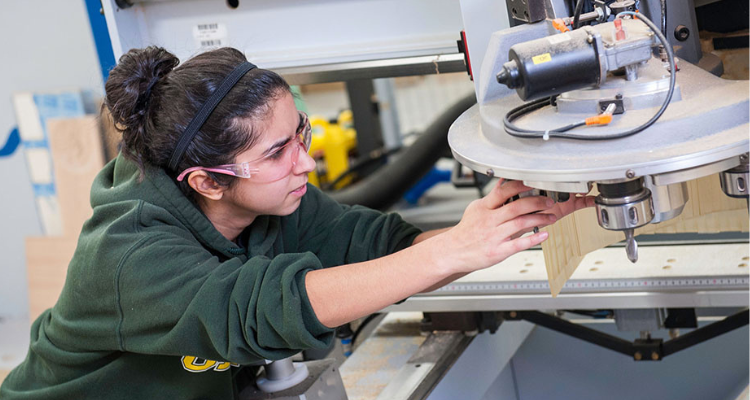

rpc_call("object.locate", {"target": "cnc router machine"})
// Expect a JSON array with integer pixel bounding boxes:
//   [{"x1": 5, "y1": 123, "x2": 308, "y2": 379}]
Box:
[{"x1": 99, "y1": 1, "x2": 748, "y2": 398}]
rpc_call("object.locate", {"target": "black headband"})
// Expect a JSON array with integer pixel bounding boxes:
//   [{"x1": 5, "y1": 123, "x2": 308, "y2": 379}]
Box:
[{"x1": 168, "y1": 61, "x2": 257, "y2": 171}]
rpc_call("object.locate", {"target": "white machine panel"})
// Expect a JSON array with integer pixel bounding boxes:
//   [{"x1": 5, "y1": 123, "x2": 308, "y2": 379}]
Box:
[{"x1": 102, "y1": 0, "x2": 465, "y2": 69}]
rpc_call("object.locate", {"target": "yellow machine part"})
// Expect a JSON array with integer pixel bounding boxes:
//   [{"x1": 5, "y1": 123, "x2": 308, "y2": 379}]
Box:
[{"x1": 307, "y1": 112, "x2": 357, "y2": 189}]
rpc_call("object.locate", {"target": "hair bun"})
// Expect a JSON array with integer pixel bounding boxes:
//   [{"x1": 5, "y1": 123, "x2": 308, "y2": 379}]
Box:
[{"x1": 104, "y1": 46, "x2": 179, "y2": 163}]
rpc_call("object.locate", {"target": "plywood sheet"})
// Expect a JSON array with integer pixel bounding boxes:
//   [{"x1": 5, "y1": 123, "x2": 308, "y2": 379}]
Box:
[
  {"x1": 99, "y1": 108, "x2": 122, "y2": 161},
  {"x1": 46, "y1": 116, "x2": 105, "y2": 236},
  {"x1": 25, "y1": 237, "x2": 78, "y2": 320},
  {"x1": 542, "y1": 175, "x2": 748, "y2": 296},
  {"x1": 26, "y1": 116, "x2": 104, "y2": 320}
]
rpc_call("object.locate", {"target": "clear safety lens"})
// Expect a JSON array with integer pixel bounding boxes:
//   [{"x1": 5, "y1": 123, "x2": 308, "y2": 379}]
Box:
[{"x1": 176, "y1": 111, "x2": 311, "y2": 183}]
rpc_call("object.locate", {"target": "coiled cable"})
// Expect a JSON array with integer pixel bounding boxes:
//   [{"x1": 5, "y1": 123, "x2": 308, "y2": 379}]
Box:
[{"x1": 504, "y1": 12, "x2": 676, "y2": 141}]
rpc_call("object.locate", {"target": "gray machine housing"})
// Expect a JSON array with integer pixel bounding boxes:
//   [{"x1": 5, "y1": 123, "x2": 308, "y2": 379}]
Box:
[{"x1": 448, "y1": 19, "x2": 748, "y2": 206}]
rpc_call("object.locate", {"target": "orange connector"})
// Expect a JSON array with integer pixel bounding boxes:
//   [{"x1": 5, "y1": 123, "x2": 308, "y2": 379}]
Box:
[
  {"x1": 552, "y1": 18, "x2": 570, "y2": 33},
  {"x1": 585, "y1": 114, "x2": 613, "y2": 126}
]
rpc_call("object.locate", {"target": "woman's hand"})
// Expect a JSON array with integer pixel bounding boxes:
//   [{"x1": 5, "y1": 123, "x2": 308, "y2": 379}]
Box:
[
  {"x1": 507, "y1": 189, "x2": 596, "y2": 240},
  {"x1": 413, "y1": 180, "x2": 596, "y2": 294},
  {"x1": 426, "y1": 179, "x2": 560, "y2": 274},
  {"x1": 306, "y1": 179, "x2": 595, "y2": 328},
  {"x1": 545, "y1": 193, "x2": 596, "y2": 220}
]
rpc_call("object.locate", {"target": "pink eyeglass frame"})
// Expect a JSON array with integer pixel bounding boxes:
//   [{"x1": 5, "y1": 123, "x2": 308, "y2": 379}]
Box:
[{"x1": 176, "y1": 111, "x2": 311, "y2": 182}]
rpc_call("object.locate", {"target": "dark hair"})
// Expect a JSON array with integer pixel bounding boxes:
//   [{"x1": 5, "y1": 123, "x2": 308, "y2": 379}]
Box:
[{"x1": 103, "y1": 46, "x2": 291, "y2": 201}]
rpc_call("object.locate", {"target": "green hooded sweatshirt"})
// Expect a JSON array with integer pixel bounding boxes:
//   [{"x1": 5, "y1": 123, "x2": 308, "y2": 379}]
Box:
[{"x1": 1, "y1": 155, "x2": 420, "y2": 399}]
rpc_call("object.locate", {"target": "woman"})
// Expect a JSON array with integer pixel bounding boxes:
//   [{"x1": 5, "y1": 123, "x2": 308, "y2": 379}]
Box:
[{"x1": 0, "y1": 46, "x2": 593, "y2": 399}]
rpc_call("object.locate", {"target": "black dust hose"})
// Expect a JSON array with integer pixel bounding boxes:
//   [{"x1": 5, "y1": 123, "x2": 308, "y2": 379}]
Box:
[{"x1": 330, "y1": 93, "x2": 477, "y2": 210}]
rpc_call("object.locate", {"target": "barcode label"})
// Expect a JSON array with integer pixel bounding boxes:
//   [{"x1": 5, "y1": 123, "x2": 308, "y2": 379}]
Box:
[
  {"x1": 200, "y1": 40, "x2": 222, "y2": 47},
  {"x1": 198, "y1": 23, "x2": 219, "y2": 31},
  {"x1": 193, "y1": 23, "x2": 228, "y2": 50}
]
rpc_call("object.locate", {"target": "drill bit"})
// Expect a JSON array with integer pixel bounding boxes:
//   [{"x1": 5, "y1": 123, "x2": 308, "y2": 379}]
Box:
[{"x1": 624, "y1": 229, "x2": 638, "y2": 263}]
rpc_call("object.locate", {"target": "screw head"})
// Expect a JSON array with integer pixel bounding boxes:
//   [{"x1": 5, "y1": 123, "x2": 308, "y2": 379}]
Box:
[
  {"x1": 674, "y1": 25, "x2": 690, "y2": 42},
  {"x1": 587, "y1": 35, "x2": 595, "y2": 44},
  {"x1": 634, "y1": 352, "x2": 643, "y2": 360},
  {"x1": 651, "y1": 352, "x2": 660, "y2": 360},
  {"x1": 486, "y1": 169, "x2": 495, "y2": 178},
  {"x1": 626, "y1": 169, "x2": 636, "y2": 179},
  {"x1": 509, "y1": 311, "x2": 518, "y2": 318}
]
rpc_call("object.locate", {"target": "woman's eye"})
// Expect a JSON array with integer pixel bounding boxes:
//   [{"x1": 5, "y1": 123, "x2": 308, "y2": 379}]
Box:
[{"x1": 268, "y1": 147, "x2": 285, "y2": 160}]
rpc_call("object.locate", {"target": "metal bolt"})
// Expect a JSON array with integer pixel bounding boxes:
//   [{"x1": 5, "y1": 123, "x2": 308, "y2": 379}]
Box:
[
  {"x1": 486, "y1": 169, "x2": 495, "y2": 178},
  {"x1": 740, "y1": 154, "x2": 748, "y2": 162},
  {"x1": 651, "y1": 352, "x2": 660, "y2": 360},
  {"x1": 615, "y1": 93, "x2": 623, "y2": 100},
  {"x1": 626, "y1": 169, "x2": 636, "y2": 179},
  {"x1": 634, "y1": 352, "x2": 642, "y2": 360},
  {"x1": 587, "y1": 35, "x2": 594, "y2": 44},
  {"x1": 509, "y1": 311, "x2": 518, "y2": 318}
]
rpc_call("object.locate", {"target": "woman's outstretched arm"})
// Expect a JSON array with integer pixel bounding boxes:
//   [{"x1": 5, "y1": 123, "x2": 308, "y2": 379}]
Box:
[{"x1": 305, "y1": 180, "x2": 587, "y2": 328}]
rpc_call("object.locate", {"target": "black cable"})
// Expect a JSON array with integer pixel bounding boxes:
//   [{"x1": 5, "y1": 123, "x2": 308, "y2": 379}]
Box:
[
  {"x1": 660, "y1": 0, "x2": 667, "y2": 37},
  {"x1": 564, "y1": 309, "x2": 615, "y2": 319},
  {"x1": 331, "y1": 93, "x2": 476, "y2": 209},
  {"x1": 322, "y1": 147, "x2": 401, "y2": 191},
  {"x1": 503, "y1": 12, "x2": 676, "y2": 141},
  {"x1": 505, "y1": 97, "x2": 587, "y2": 139},
  {"x1": 572, "y1": 0, "x2": 586, "y2": 29},
  {"x1": 351, "y1": 313, "x2": 382, "y2": 345}
]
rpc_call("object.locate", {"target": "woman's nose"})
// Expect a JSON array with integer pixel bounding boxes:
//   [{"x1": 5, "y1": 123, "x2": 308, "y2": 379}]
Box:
[{"x1": 292, "y1": 147, "x2": 316, "y2": 175}]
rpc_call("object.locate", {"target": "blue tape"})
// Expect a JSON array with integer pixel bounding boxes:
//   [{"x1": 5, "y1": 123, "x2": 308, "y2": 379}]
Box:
[
  {"x1": 33, "y1": 183, "x2": 57, "y2": 197},
  {"x1": 0, "y1": 127, "x2": 20, "y2": 157},
  {"x1": 16, "y1": 92, "x2": 85, "y2": 200}
]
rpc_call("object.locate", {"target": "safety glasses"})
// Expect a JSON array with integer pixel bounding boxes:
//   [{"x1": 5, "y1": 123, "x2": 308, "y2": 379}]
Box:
[{"x1": 176, "y1": 111, "x2": 312, "y2": 183}]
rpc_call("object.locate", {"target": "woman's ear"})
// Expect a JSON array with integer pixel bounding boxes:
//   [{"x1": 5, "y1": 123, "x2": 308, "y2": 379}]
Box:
[{"x1": 186, "y1": 171, "x2": 226, "y2": 201}]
